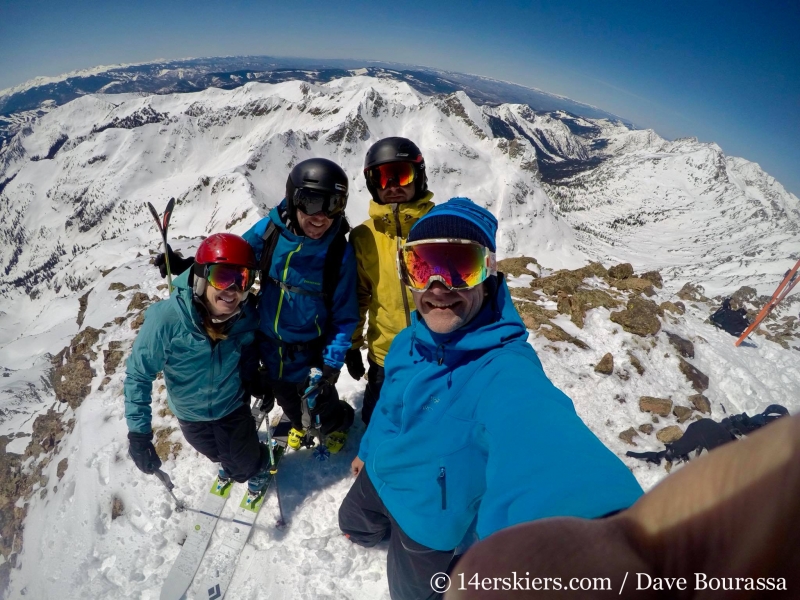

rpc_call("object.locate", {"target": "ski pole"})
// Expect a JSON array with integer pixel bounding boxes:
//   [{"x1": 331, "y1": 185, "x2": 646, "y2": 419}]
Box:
[
  {"x1": 274, "y1": 469, "x2": 286, "y2": 528},
  {"x1": 265, "y1": 416, "x2": 277, "y2": 475},
  {"x1": 154, "y1": 469, "x2": 186, "y2": 512}
]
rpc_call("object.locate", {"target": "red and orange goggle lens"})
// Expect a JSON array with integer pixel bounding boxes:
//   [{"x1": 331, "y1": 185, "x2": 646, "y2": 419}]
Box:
[
  {"x1": 400, "y1": 240, "x2": 495, "y2": 291},
  {"x1": 367, "y1": 162, "x2": 416, "y2": 190},
  {"x1": 206, "y1": 264, "x2": 255, "y2": 291}
]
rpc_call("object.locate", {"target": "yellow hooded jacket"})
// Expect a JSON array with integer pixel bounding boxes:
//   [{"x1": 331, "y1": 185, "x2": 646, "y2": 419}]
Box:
[{"x1": 350, "y1": 192, "x2": 435, "y2": 366}]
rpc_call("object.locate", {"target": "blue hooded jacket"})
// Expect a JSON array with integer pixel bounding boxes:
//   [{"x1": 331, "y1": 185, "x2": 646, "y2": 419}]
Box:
[
  {"x1": 358, "y1": 279, "x2": 643, "y2": 551},
  {"x1": 124, "y1": 269, "x2": 259, "y2": 434},
  {"x1": 243, "y1": 200, "x2": 359, "y2": 382}
]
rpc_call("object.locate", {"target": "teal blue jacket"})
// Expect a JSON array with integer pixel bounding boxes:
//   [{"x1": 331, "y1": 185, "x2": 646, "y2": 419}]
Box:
[
  {"x1": 124, "y1": 270, "x2": 259, "y2": 434},
  {"x1": 359, "y1": 278, "x2": 643, "y2": 551}
]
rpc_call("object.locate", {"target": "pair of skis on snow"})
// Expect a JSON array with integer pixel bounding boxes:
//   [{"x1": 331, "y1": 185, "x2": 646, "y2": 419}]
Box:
[
  {"x1": 735, "y1": 258, "x2": 800, "y2": 347},
  {"x1": 158, "y1": 411, "x2": 291, "y2": 600}
]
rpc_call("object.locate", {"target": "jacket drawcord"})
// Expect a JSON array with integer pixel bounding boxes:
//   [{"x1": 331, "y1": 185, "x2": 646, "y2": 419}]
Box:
[{"x1": 409, "y1": 323, "x2": 417, "y2": 357}]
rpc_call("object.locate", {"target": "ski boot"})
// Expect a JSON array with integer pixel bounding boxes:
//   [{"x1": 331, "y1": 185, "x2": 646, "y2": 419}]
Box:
[
  {"x1": 247, "y1": 464, "x2": 270, "y2": 496},
  {"x1": 215, "y1": 467, "x2": 232, "y2": 493},
  {"x1": 325, "y1": 431, "x2": 348, "y2": 454},
  {"x1": 287, "y1": 427, "x2": 307, "y2": 450}
]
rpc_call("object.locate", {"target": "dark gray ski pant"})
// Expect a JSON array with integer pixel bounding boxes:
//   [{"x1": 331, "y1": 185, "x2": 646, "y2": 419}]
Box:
[
  {"x1": 177, "y1": 404, "x2": 264, "y2": 482},
  {"x1": 339, "y1": 469, "x2": 460, "y2": 600}
]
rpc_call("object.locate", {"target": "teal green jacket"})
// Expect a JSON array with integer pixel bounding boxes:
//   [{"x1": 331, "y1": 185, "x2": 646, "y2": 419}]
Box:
[{"x1": 124, "y1": 270, "x2": 259, "y2": 434}]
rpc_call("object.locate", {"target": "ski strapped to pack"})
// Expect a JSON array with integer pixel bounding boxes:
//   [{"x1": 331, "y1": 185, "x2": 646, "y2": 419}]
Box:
[
  {"x1": 146, "y1": 198, "x2": 176, "y2": 294},
  {"x1": 735, "y1": 259, "x2": 800, "y2": 346}
]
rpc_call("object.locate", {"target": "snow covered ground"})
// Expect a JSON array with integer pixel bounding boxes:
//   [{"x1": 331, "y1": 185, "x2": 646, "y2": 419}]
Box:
[
  {"x1": 1, "y1": 74, "x2": 798, "y2": 599},
  {"x1": 5, "y1": 249, "x2": 800, "y2": 599}
]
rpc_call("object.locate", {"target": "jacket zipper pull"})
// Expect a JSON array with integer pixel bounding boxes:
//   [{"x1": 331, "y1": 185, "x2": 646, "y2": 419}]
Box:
[{"x1": 437, "y1": 467, "x2": 447, "y2": 510}]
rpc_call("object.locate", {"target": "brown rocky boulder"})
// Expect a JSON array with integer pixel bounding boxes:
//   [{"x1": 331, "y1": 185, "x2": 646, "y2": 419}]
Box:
[
  {"x1": 678, "y1": 358, "x2": 709, "y2": 392},
  {"x1": 609, "y1": 276, "x2": 655, "y2": 297},
  {"x1": 594, "y1": 353, "x2": 614, "y2": 375},
  {"x1": 665, "y1": 332, "x2": 695, "y2": 358},
  {"x1": 638, "y1": 424, "x2": 654, "y2": 435},
  {"x1": 688, "y1": 393, "x2": 711, "y2": 414},
  {"x1": 627, "y1": 352, "x2": 645, "y2": 376},
  {"x1": 619, "y1": 428, "x2": 638, "y2": 445},
  {"x1": 657, "y1": 425, "x2": 684, "y2": 443},
  {"x1": 639, "y1": 396, "x2": 673, "y2": 416},
  {"x1": 496, "y1": 257, "x2": 539, "y2": 278},
  {"x1": 607, "y1": 263, "x2": 634, "y2": 280},
  {"x1": 610, "y1": 297, "x2": 661, "y2": 336},
  {"x1": 640, "y1": 271, "x2": 664, "y2": 289},
  {"x1": 658, "y1": 301, "x2": 685, "y2": 316},
  {"x1": 730, "y1": 285, "x2": 757, "y2": 310},
  {"x1": 512, "y1": 300, "x2": 556, "y2": 330},
  {"x1": 677, "y1": 282, "x2": 708, "y2": 302},
  {"x1": 127, "y1": 292, "x2": 156, "y2": 312},
  {"x1": 673, "y1": 406, "x2": 694, "y2": 423},
  {"x1": 530, "y1": 270, "x2": 584, "y2": 296},
  {"x1": 572, "y1": 262, "x2": 609, "y2": 280}
]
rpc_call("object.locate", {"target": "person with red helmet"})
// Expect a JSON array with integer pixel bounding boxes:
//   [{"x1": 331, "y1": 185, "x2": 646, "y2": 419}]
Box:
[
  {"x1": 154, "y1": 158, "x2": 359, "y2": 454},
  {"x1": 125, "y1": 233, "x2": 274, "y2": 494}
]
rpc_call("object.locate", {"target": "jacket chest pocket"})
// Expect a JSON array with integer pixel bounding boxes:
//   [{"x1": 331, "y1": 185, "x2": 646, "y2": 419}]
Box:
[{"x1": 436, "y1": 439, "x2": 486, "y2": 513}]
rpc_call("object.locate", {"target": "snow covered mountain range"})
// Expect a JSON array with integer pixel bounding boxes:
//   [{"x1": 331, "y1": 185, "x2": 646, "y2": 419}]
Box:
[
  {"x1": 0, "y1": 72, "x2": 798, "y2": 598},
  {"x1": 0, "y1": 56, "x2": 629, "y2": 140}
]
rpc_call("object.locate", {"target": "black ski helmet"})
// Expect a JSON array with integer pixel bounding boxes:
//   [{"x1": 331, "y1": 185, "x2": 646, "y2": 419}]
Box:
[
  {"x1": 363, "y1": 137, "x2": 427, "y2": 203},
  {"x1": 285, "y1": 157, "x2": 349, "y2": 225}
]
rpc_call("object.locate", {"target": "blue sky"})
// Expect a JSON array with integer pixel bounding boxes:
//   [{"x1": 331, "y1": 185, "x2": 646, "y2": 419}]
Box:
[{"x1": 1, "y1": 0, "x2": 798, "y2": 195}]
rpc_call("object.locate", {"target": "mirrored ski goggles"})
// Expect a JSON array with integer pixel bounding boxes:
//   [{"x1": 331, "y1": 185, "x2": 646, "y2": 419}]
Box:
[
  {"x1": 366, "y1": 162, "x2": 416, "y2": 190},
  {"x1": 293, "y1": 188, "x2": 347, "y2": 217},
  {"x1": 203, "y1": 263, "x2": 256, "y2": 291},
  {"x1": 398, "y1": 239, "x2": 497, "y2": 291}
]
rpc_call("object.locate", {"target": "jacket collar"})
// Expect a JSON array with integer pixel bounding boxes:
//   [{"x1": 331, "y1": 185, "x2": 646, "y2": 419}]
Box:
[
  {"x1": 409, "y1": 277, "x2": 528, "y2": 363},
  {"x1": 368, "y1": 192, "x2": 435, "y2": 235}
]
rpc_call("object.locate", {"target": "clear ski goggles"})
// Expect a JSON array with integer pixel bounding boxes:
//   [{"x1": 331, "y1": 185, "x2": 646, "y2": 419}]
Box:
[
  {"x1": 366, "y1": 162, "x2": 416, "y2": 190},
  {"x1": 200, "y1": 263, "x2": 256, "y2": 292},
  {"x1": 398, "y1": 239, "x2": 497, "y2": 291},
  {"x1": 293, "y1": 188, "x2": 347, "y2": 218}
]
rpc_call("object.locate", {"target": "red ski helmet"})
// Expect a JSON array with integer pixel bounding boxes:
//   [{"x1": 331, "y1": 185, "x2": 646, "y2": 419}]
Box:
[
  {"x1": 192, "y1": 233, "x2": 257, "y2": 298},
  {"x1": 194, "y1": 233, "x2": 257, "y2": 268}
]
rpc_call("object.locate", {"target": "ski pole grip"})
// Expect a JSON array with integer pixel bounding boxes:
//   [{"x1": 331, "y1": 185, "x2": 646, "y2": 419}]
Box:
[{"x1": 154, "y1": 469, "x2": 174, "y2": 490}]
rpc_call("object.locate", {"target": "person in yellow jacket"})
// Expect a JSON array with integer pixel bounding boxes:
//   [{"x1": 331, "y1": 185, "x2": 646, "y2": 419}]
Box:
[{"x1": 345, "y1": 137, "x2": 435, "y2": 425}]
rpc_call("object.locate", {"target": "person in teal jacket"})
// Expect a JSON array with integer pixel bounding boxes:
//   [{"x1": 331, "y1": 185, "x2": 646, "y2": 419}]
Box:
[
  {"x1": 154, "y1": 159, "x2": 359, "y2": 452},
  {"x1": 125, "y1": 233, "x2": 272, "y2": 493},
  {"x1": 339, "y1": 198, "x2": 643, "y2": 600}
]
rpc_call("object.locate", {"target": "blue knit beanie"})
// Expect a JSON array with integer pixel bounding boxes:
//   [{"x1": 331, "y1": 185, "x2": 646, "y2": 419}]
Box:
[{"x1": 407, "y1": 197, "x2": 497, "y2": 251}]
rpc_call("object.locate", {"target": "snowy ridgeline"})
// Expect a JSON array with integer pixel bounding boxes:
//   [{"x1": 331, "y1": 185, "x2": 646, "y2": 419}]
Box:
[
  {"x1": 0, "y1": 75, "x2": 799, "y2": 598},
  {"x1": 2, "y1": 249, "x2": 799, "y2": 599}
]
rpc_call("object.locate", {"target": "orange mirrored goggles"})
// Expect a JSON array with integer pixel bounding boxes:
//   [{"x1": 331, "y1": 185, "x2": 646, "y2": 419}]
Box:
[
  {"x1": 398, "y1": 239, "x2": 496, "y2": 291},
  {"x1": 366, "y1": 162, "x2": 416, "y2": 190},
  {"x1": 205, "y1": 264, "x2": 256, "y2": 291}
]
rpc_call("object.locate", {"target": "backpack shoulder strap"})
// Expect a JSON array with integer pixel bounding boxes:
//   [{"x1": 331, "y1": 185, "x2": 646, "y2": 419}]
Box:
[
  {"x1": 259, "y1": 221, "x2": 279, "y2": 281},
  {"x1": 322, "y1": 218, "x2": 350, "y2": 312}
]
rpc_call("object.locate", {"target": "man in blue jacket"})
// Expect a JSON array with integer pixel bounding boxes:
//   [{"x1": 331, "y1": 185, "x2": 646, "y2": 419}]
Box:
[
  {"x1": 338, "y1": 198, "x2": 643, "y2": 600},
  {"x1": 241, "y1": 158, "x2": 358, "y2": 451}
]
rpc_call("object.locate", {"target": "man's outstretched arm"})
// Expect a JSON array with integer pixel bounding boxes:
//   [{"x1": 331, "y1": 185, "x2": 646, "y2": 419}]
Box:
[{"x1": 449, "y1": 412, "x2": 800, "y2": 599}]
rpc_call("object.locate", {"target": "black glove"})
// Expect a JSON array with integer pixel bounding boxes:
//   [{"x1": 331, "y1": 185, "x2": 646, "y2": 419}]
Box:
[
  {"x1": 345, "y1": 348, "x2": 366, "y2": 380},
  {"x1": 128, "y1": 431, "x2": 162, "y2": 474},
  {"x1": 154, "y1": 245, "x2": 194, "y2": 278}
]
